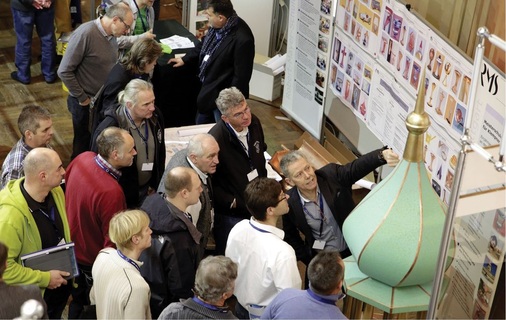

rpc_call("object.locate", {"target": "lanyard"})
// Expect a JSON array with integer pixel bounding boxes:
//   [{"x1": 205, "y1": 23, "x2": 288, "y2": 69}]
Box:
[
  {"x1": 302, "y1": 192, "x2": 325, "y2": 237},
  {"x1": 29, "y1": 205, "x2": 62, "y2": 242},
  {"x1": 95, "y1": 155, "x2": 120, "y2": 180},
  {"x1": 306, "y1": 288, "x2": 338, "y2": 306},
  {"x1": 117, "y1": 249, "x2": 140, "y2": 272},
  {"x1": 126, "y1": 109, "x2": 149, "y2": 159},
  {"x1": 249, "y1": 221, "x2": 271, "y2": 234},
  {"x1": 192, "y1": 296, "x2": 223, "y2": 312},
  {"x1": 133, "y1": 0, "x2": 148, "y2": 33},
  {"x1": 225, "y1": 123, "x2": 254, "y2": 170}
]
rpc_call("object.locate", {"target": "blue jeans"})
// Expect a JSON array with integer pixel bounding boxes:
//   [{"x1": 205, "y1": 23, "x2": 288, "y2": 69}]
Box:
[
  {"x1": 213, "y1": 214, "x2": 245, "y2": 255},
  {"x1": 196, "y1": 108, "x2": 222, "y2": 124},
  {"x1": 11, "y1": 7, "x2": 56, "y2": 82},
  {"x1": 67, "y1": 96, "x2": 91, "y2": 159}
]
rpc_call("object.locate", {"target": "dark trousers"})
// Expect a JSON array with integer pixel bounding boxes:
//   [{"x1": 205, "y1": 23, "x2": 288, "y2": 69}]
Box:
[
  {"x1": 213, "y1": 214, "x2": 244, "y2": 255},
  {"x1": 68, "y1": 264, "x2": 93, "y2": 319},
  {"x1": 67, "y1": 95, "x2": 91, "y2": 159},
  {"x1": 11, "y1": 7, "x2": 56, "y2": 83},
  {"x1": 43, "y1": 282, "x2": 72, "y2": 319}
]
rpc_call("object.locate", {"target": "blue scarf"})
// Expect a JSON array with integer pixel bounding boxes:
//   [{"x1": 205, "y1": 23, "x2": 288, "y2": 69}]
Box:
[{"x1": 198, "y1": 13, "x2": 239, "y2": 82}]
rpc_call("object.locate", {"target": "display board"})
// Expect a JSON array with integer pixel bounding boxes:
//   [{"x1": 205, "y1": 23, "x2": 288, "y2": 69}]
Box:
[
  {"x1": 282, "y1": 0, "x2": 337, "y2": 139},
  {"x1": 435, "y1": 146, "x2": 505, "y2": 319},
  {"x1": 323, "y1": 0, "x2": 505, "y2": 205}
]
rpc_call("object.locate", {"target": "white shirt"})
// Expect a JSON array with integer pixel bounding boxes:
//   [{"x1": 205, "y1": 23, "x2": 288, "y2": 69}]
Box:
[{"x1": 226, "y1": 218, "x2": 302, "y2": 308}]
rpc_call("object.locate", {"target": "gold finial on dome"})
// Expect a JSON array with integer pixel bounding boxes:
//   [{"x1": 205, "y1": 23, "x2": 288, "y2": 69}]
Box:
[{"x1": 403, "y1": 67, "x2": 431, "y2": 162}]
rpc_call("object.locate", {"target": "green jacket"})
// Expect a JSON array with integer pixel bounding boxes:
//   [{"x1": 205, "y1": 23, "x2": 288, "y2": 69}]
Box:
[{"x1": 0, "y1": 178, "x2": 71, "y2": 293}]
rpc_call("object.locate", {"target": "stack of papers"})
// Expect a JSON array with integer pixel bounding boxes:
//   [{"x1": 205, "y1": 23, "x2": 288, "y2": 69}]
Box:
[{"x1": 160, "y1": 35, "x2": 195, "y2": 49}]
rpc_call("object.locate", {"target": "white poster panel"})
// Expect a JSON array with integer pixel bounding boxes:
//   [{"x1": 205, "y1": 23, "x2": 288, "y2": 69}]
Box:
[
  {"x1": 436, "y1": 194, "x2": 505, "y2": 319},
  {"x1": 282, "y1": 0, "x2": 336, "y2": 139}
]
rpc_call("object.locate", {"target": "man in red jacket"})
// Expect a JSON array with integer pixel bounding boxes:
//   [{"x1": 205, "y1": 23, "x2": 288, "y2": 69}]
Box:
[{"x1": 65, "y1": 126, "x2": 136, "y2": 318}]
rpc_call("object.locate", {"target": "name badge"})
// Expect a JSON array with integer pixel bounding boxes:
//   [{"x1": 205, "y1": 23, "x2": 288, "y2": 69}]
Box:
[
  {"x1": 247, "y1": 169, "x2": 258, "y2": 182},
  {"x1": 312, "y1": 240, "x2": 326, "y2": 250},
  {"x1": 204, "y1": 54, "x2": 210, "y2": 62},
  {"x1": 142, "y1": 162, "x2": 154, "y2": 171}
]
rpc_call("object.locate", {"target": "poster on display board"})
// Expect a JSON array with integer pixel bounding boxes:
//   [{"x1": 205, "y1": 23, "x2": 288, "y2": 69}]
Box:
[
  {"x1": 282, "y1": 0, "x2": 337, "y2": 139},
  {"x1": 327, "y1": 0, "x2": 505, "y2": 204}
]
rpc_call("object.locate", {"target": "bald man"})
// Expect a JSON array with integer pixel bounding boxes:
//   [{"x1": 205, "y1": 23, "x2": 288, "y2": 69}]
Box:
[{"x1": 0, "y1": 148, "x2": 72, "y2": 319}]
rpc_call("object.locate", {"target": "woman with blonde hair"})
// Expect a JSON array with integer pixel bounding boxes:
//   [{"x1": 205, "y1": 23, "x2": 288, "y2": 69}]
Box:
[{"x1": 90, "y1": 209, "x2": 153, "y2": 319}]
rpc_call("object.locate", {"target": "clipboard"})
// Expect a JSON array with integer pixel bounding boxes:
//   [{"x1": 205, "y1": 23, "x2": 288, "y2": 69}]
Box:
[{"x1": 21, "y1": 242, "x2": 79, "y2": 280}]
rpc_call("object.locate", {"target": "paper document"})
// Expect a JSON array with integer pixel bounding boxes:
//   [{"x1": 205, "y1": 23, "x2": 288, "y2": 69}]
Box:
[{"x1": 160, "y1": 35, "x2": 195, "y2": 49}]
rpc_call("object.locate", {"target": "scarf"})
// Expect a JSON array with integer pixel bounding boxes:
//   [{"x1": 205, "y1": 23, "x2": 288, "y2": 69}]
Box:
[{"x1": 198, "y1": 13, "x2": 239, "y2": 82}]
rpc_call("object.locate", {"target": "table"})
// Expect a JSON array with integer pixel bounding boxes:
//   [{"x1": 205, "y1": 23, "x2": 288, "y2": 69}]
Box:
[{"x1": 152, "y1": 20, "x2": 201, "y2": 128}]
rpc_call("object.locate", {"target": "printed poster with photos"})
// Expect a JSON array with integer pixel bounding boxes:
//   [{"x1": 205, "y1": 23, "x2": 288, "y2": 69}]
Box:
[
  {"x1": 282, "y1": 0, "x2": 337, "y2": 139},
  {"x1": 422, "y1": 29, "x2": 474, "y2": 142},
  {"x1": 436, "y1": 206, "x2": 505, "y2": 319},
  {"x1": 376, "y1": 1, "x2": 431, "y2": 97},
  {"x1": 328, "y1": 29, "x2": 376, "y2": 123},
  {"x1": 335, "y1": 0, "x2": 384, "y2": 53}
]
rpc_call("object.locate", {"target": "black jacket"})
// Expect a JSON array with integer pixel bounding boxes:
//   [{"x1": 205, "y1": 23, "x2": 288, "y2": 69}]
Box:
[
  {"x1": 208, "y1": 116, "x2": 267, "y2": 219},
  {"x1": 90, "y1": 106, "x2": 165, "y2": 208},
  {"x1": 140, "y1": 193, "x2": 202, "y2": 319},
  {"x1": 283, "y1": 148, "x2": 387, "y2": 265},
  {"x1": 183, "y1": 18, "x2": 254, "y2": 114}
]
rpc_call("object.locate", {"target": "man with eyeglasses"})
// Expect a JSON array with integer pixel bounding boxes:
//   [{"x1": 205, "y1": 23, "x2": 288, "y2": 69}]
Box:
[
  {"x1": 58, "y1": 1, "x2": 134, "y2": 160},
  {"x1": 279, "y1": 149, "x2": 399, "y2": 274},
  {"x1": 208, "y1": 86, "x2": 267, "y2": 255},
  {"x1": 225, "y1": 177, "x2": 301, "y2": 319},
  {"x1": 261, "y1": 250, "x2": 348, "y2": 319}
]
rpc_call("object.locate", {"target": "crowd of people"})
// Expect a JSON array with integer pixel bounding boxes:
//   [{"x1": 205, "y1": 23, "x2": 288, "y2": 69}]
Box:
[{"x1": 2, "y1": 0, "x2": 401, "y2": 318}]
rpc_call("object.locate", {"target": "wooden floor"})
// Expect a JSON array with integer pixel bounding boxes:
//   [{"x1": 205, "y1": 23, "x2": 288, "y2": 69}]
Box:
[{"x1": 0, "y1": 0, "x2": 303, "y2": 167}]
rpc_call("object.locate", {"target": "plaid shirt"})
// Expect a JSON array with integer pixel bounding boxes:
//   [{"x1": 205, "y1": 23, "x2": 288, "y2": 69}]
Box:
[{"x1": 0, "y1": 139, "x2": 50, "y2": 189}]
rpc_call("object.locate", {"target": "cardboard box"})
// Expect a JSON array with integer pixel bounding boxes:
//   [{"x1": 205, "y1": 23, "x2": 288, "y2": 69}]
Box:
[{"x1": 250, "y1": 54, "x2": 282, "y2": 101}]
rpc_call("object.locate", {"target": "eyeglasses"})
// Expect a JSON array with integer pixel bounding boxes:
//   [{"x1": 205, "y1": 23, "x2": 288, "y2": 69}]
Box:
[
  {"x1": 228, "y1": 105, "x2": 251, "y2": 119},
  {"x1": 118, "y1": 16, "x2": 131, "y2": 31},
  {"x1": 276, "y1": 193, "x2": 288, "y2": 204}
]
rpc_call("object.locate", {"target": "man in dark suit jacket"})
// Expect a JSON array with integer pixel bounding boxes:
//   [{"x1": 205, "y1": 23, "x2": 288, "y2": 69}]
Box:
[
  {"x1": 209, "y1": 87, "x2": 267, "y2": 255},
  {"x1": 279, "y1": 149, "x2": 399, "y2": 266},
  {"x1": 169, "y1": 0, "x2": 255, "y2": 124},
  {"x1": 157, "y1": 133, "x2": 219, "y2": 259}
]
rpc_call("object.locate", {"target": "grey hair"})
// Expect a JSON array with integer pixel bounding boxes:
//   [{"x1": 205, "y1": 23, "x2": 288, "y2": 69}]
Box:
[
  {"x1": 215, "y1": 87, "x2": 245, "y2": 115},
  {"x1": 187, "y1": 133, "x2": 216, "y2": 157},
  {"x1": 105, "y1": 1, "x2": 131, "y2": 19},
  {"x1": 279, "y1": 150, "x2": 307, "y2": 178},
  {"x1": 117, "y1": 79, "x2": 153, "y2": 108},
  {"x1": 194, "y1": 255, "x2": 238, "y2": 304}
]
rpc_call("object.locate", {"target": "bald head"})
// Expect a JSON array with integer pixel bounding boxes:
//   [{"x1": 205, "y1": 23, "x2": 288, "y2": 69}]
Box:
[
  {"x1": 164, "y1": 167, "x2": 195, "y2": 198},
  {"x1": 24, "y1": 148, "x2": 64, "y2": 189}
]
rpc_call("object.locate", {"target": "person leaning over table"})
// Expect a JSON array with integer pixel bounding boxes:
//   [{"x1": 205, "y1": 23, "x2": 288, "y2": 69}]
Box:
[{"x1": 168, "y1": 0, "x2": 255, "y2": 124}]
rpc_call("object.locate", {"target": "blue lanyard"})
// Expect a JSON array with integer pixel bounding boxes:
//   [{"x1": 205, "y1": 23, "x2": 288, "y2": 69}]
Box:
[
  {"x1": 225, "y1": 123, "x2": 254, "y2": 170},
  {"x1": 192, "y1": 296, "x2": 223, "y2": 312},
  {"x1": 249, "y1": 221, "x2": 271, "y2": 234},
  {"x1": 95, "y1": 155, "x2": 120, "y2": 180},
  {"x1": 125, "y1": 109, "x2": 149, "y2": 159},
  {"x1": 306, "y1": 288, "x2": 337, "y2": 306},
  {"x1": 302, "y1": 192, "x2": 325, "y2": 237},
  {"x1": 117, "y1": 249, "x2": 140, "y2": 272}
]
